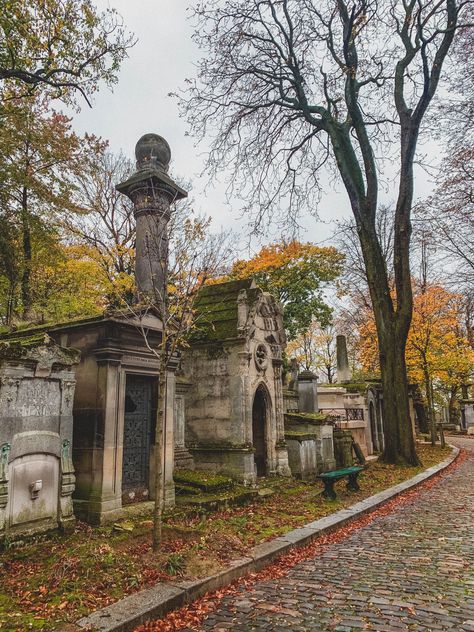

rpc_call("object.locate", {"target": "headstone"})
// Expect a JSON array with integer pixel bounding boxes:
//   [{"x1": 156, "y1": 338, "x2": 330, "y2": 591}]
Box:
[{"x1": 0, "y1": 335, "x2": 80, "y2": 541}]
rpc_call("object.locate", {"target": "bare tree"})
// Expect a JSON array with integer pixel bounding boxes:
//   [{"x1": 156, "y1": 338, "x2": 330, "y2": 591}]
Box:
[
  {"x1": 334, "y1": 206, "x2": 395, "y2": 306},
  {"x1": 179, "y1": 0, "x2": 472, "y2": 464},
  {"x1": 288, "y1": 320, "x2": 338, "y2": 382},
  {"x1": 64, "y1": 150, "x2": 137, "y2": 305}
]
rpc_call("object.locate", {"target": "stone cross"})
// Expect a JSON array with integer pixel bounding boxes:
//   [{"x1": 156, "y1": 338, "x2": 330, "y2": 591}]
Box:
[{"x1": 116, "y1": 134, "x2": 187, "y2": 311}]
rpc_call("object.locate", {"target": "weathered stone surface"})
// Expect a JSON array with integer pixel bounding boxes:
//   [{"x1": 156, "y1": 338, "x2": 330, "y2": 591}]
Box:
[
  {"x1": 77, "y1": 583, "x2": 185, "y2": 632},
  {"x1": 181, "y1": 279, "x2": 291, "y2": 484},
  {"x1": 0, "y1": 335, "x2": 79, "y2": 540}
]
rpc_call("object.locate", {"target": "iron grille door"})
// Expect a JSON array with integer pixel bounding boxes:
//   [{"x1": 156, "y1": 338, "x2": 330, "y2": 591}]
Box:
[{"x1": 122, "y1": 375, "x2": 155, "y2": 501}]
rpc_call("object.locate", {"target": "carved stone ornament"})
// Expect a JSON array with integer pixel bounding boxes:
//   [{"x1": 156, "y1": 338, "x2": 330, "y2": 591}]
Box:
[
  {"x1": 0, "y1": 443, "x2": 11, "y2": 509},
  {"x1": 255, "y1": 344, "x2": 269, "y2": 371}
]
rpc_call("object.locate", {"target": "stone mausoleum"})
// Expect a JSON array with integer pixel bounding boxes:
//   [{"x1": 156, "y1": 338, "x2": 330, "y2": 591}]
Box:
[{"x1": 181, "y1": 278, "x2": 291, "y2": 484}]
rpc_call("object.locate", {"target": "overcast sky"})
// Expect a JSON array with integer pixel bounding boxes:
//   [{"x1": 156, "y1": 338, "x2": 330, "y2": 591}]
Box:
[{"x1": 70, "y1": 0, "x2": 440, "y2": 256}]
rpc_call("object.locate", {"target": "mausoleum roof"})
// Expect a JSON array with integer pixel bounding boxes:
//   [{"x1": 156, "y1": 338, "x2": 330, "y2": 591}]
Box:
[{"x1": 192, "y1": 278, "x2": 260, "y2": 343}]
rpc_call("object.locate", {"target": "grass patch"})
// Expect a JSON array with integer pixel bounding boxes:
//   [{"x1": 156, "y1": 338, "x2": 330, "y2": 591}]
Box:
[{"x1": 0, "y1": 442, "x2": 453, "y2": 630}]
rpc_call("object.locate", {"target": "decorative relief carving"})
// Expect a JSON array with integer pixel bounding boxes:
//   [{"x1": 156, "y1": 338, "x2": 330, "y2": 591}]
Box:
[
  {"x1": 60, "y1": 380, "x2": 76, "y2": 415},
  {"x1": 60, "y1": 440, "x2": 75, "y2": 497},
  {"x1": 0, "y1": 377, "x2": 20, "y2": 410},
  {"x1": 13, "y1": 379, "x2": 62, "y2": 417},
  {"x1": 0, "y1": 443, "x2": 11, "y2": 509},
  {"x1": 254, "y1": 344, "x2": 268, "y2": 371}
]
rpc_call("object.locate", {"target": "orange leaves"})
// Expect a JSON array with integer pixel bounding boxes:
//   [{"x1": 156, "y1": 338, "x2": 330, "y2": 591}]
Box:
[
  {"x1": 358, "y1": 281, "x2": 474, "y2": 388},
  {"x1": 230, "y1": 240, "x2": 343, "y2": 280}
]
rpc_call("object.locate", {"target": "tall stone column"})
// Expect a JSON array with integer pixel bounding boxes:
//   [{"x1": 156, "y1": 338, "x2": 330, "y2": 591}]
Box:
[
  {"x1": 336, "y1": 334, "x2": 352, "y2": 383},
  {"x1": 116, "y1": 133, "x2": 187, "y2": 309}
]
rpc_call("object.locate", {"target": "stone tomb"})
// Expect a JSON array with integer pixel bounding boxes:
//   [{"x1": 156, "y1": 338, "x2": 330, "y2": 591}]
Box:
[
  {"x1": 181, "y1": 279, "x2": 291, "y2": 484},
  {"x1": 0, "y1": 335, "x2": 79, "y2": 541},
  {"x1": 46, "y1": 311, "x2": 177, "y2": 525}
]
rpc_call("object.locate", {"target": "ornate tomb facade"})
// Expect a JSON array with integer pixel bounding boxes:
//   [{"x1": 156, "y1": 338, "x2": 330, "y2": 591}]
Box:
[
  {"x1": 181, "y1": 279, "x2": 291, "y2": 484},
  {"x1": 0, "y1": 334, "x2": 79, "y2": 541},
  {"x1": 0, "y1": 134, "x2": 185, "y2": 526}
]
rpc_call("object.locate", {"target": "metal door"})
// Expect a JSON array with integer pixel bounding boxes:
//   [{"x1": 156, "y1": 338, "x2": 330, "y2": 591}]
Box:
[{"x1": 122, "y1": 375, "x2": 155, "y2": 503}]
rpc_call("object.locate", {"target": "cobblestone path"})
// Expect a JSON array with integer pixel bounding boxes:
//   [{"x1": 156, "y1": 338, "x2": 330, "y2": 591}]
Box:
[{"x1": 199, "y1": 438, "x2": 474, "y2": 631}]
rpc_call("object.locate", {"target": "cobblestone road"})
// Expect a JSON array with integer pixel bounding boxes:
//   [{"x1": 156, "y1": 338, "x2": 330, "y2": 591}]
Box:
[{"x1": 199, "y1": 438, "x2": 474, "y2": 631}]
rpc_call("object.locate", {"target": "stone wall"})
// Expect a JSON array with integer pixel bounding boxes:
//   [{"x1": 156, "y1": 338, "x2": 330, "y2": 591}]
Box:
[{"x1": 0, "y1": 335, "x2": 79, "y2": 541}]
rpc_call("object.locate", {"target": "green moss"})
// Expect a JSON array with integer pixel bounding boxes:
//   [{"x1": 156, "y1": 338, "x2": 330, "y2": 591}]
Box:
[
  {"x1": 0, "y1": 333, "x2": 80, "y2": 363},
  {"x1": 344, "y1": 382, "x2": 369, "y2": 393},
  {"x1": 285, "y1": 431, "x2": 318, "y2": 441},
  {"x1": 173, "y1": 469, "x2": 234, "y2": 493},
  {"x1": 191, "y1": 278, "x2": 259, "y2": 343},
  {"x1": 284, "y1": 411, "x2": 329, "y2": 424}
]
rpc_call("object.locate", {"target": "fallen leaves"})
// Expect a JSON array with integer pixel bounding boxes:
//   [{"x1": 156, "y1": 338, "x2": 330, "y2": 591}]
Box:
[{"x1": 135, "y1": 448, "x2": 467, "y2": 632}]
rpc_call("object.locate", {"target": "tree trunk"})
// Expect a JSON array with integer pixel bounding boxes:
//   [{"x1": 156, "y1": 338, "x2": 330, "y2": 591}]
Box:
[
  {"x1": 379, "y1": 330, "x2": 419, "y2": 465},
  {"x1": 423, "y1": 369, "x2": 436, "y2": 446},
  {"x1": 20, "y1": 184, "x2": 32, "y2": 320},
  {"x1": 448, "y1": 387, "x2": 458, "y2": 425},
  {"x1": 152, "y1": 353, "x2": 167, "y2": 551},
  {"x1": 414, "y1": 399, "x2": 429, "y2": 434}
]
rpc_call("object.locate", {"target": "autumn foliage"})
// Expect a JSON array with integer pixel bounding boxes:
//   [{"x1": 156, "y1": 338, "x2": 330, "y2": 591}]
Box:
[
  {"x1": 359, "y1": 282, "x2": 474, "y2": 419},
  {"x1": 224, "y1": 241, "x2": 344, "y2": 339}
]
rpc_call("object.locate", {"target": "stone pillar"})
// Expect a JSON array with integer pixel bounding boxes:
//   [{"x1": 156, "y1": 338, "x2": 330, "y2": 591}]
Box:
[
  {"x1": 273, "y1": 359, "x2": 291, "y2": 477},
  {"x1": 461, "y1": 399, "x2": 474, "y2": 435},
  {"x1": 174, "y1": 383, "x2": 194, "y2": 470},
  {"x1": 336, "y1": 334, "x2": 351, "y2": 383},
  {"x1": 297, "y1": 370, "x2": 319, "y2": 413},
  {"x1": 84, "y1": 356, "x2": 123, "y2": 523},
  {"x1": 116, "y1": 133, "x2": 187, "y2": 308}
]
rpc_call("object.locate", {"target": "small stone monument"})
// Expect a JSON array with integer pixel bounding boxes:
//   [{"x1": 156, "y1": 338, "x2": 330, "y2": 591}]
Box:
[{"x1": 297, "y1": 370, "x2": 319, "y2": 413}]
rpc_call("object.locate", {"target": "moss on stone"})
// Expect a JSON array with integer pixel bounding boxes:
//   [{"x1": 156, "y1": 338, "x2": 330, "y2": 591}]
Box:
[
  {"x1": 344, "y1": 382, "x2": 369, "y2": 393},
  {"x1": 173, "y1": 469, "x2": 234, "y2": 494},
  {"x1": 191, "y1": 278, "x2": 259, "y2": 343},
  {"x1": 0, "y1": 333, "x2": 80, "y2": 364},
  {"x1": 284, "y1": 411, "x2": 329, "y2": 425},
  {"x1": 284, "y1": 430, "x2": 318, "y2": 441}
]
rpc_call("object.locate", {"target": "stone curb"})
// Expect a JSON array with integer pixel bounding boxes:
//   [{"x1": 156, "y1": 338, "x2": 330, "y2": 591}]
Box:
[{"x1": 75, "y1": 445, "x2": 460, "y2": 632}]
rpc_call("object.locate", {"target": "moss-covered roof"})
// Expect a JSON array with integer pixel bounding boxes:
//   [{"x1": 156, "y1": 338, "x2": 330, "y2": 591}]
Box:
[
  {"x1": 0, "y1": 314, "x2": 107, "y2": 341},
  {"x1": 0, "y1": 333, "x2": 80, "y2": 363},
  {"x1": 191, "y1": 278, "x2": 261, "y2": 343},
  {"x1": 0, "y1": 306, "x2": 162, "y2": 343}
]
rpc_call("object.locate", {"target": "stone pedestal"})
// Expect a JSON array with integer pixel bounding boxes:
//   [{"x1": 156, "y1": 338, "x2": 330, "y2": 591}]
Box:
[
  {"x1": 333, "y1": 429, "x2": 354, "y2": 468},
  {"x1": 174, "y1": 382, "x2": 194, "y2": 470},
  {"x1": 297, "y1": 370, "x2": 319, "y2": 413}
]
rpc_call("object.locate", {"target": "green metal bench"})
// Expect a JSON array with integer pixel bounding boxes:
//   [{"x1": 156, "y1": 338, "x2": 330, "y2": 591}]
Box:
[{"x1": 318, "y1": 466, "x2": 364, "y2": 500}]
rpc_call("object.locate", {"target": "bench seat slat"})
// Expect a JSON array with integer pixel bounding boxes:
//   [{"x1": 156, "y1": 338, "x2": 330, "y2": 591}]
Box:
[{"x1": 319, "y1": 466, "x2": 364, "y2": 479}]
